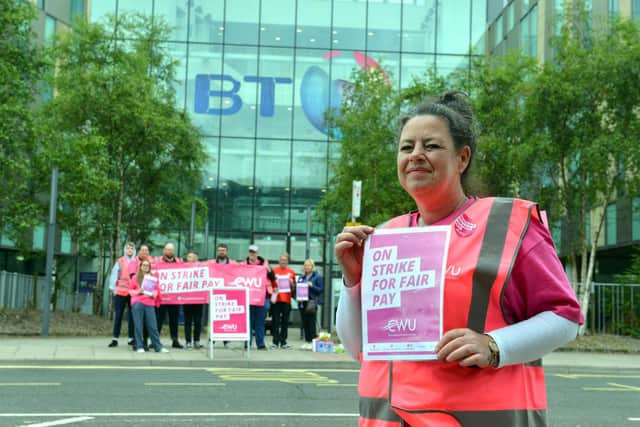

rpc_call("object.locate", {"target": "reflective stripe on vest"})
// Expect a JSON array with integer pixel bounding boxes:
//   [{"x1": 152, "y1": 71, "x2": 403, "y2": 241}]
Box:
[
  {"x1": 115, "y1": 256, "x2": 131, "y2": 297},
  {"x1": 358, "y1": 197, "x2": 547, "y2": 427}
]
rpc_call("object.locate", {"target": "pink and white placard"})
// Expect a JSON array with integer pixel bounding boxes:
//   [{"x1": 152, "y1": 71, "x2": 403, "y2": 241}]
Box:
[
  {"x1": 361, "y1": 226, "x2": 450, "y2": 360},
  {"x1": 209, "y1": 287, "x2": 250, "y2": 341}
]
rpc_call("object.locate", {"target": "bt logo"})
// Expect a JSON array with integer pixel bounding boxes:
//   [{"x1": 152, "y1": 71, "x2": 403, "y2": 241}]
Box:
[
  {"x1": 193, "y1": 51, "x2": 386, "y2": 135},
  {"x1": 300, "y1": 51, "x2": 385, "y2": 135}
]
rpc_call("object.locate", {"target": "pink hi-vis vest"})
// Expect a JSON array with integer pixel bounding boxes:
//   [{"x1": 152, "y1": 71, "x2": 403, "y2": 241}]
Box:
[
  {"x1": 115, "y1": 256, "x2": 131, "y2": 297},
  {"x1": 357, "y1": 198, "x2": 548, "y2": 427}
]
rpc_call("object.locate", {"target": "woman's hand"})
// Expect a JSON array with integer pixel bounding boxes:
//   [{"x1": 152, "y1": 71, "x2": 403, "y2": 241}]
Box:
[
  {"x1": 335, "y1": 225, "x2": 375, "y2": 287},
  {"x1": 434, "y1": 328, "x2": 493, "y2": 368}
]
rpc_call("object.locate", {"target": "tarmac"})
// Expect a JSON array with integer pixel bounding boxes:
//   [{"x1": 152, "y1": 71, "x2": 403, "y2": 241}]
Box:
[{"x1": 0, "y1": 329, "x2": 639, "y2": 371}]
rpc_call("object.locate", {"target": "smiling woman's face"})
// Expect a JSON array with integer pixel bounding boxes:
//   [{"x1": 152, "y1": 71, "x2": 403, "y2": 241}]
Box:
[{"x1": 397, "y1": 114, "x2": 468, "y2": 203}]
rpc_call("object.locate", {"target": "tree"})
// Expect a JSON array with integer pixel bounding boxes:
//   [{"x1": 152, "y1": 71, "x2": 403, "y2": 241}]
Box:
[
  {"x1": 45, "y1": 13, "x2": 206, "y2": 314},
  {"x1": 525, "y1": 9, "x2": 640, "y2": 333},
  {"x1": 0, "y1": 0, "x2": 48, "y2": 244}
]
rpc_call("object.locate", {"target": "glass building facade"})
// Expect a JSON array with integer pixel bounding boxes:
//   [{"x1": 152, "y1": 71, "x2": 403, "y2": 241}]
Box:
[{"x1": 89, "y1": 0, "x2": 487, "y2": 268}]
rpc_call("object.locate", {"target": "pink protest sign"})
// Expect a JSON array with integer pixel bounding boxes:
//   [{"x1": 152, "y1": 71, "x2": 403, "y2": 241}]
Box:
[
  {"x1": 296, "y1": 281, "x2": 309, "y2": 301},
  {"x1": 209, "y1": 263, "x2": 268, "y2": 306},
  {"x1": 209, "y1": 287, "x2": 249, "y2": 341},
  {"x1": 276, "y1": 275, "x2": 291, "y2": 293},
  {"x1": 155, "y1": 262, "x2": 224, "y2": 304},
  {"x1": 154, "y1": 262, "x2": 267, "y2": 305},
  {"x1": 361, "y1": 226, "x2": 450, "y2": 360}
]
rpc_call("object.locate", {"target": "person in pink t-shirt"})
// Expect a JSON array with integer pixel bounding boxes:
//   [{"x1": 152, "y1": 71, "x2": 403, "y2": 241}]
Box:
[
  {"x1": 335, "y1": 91, "x2": 582, "y2": 427},
  {"x1": 129, "y1": 258, "x2": 168, "y2": 354}
]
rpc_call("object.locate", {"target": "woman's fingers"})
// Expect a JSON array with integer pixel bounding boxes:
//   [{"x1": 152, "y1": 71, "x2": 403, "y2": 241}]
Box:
[{"x1": 435, "y1": 328, "x2": 492, "y2": 368}]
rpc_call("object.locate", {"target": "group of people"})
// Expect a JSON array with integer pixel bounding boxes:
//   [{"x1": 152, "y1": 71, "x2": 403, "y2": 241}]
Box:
[{"x1": 108, "y1": 241, "x2": 324, "y2": 353}]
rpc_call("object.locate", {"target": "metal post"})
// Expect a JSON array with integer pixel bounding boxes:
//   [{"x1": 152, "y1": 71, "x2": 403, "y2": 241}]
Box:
[
  {"x1": 305, "y1": 207, "x2": 312, "y2": 260},
  {"x1": 42, "y1": 167, "x2": 59, "y2": 336},
  {"x1": 189, "y1": 200, "x2": 196, "y2": 249},
  {"x1": 328, "y1": 223, "x2": 336, "y2": 334}
]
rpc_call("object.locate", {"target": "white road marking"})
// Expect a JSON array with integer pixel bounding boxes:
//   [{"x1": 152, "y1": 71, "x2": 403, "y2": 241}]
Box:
[
  {"x1": 1, "y1": 413, "x2": 358, "y2": 418},
  {"x1": 24, "y1": 417, "x2": 94, "y2": 426},
  {"x1": 628, "y1": 418, "x2": 640, "y2": 421}
]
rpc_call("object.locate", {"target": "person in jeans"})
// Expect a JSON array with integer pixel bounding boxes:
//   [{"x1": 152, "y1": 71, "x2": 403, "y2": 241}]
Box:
[
  {"x1": 129, "y1": 258, "x2": 169, "y2": 353},
  {"x1": 107, "y1": 242, "x2": 136, "y2": 347},
  {"x1": 297, "y1": 258, "x2": 324, "y2": 350},
  {"x1": 271, "y1": 253, "x2": 296, "y2": 349},
  {"x1": 183, "y1": 250, "x2": 203, "y2": 349}
]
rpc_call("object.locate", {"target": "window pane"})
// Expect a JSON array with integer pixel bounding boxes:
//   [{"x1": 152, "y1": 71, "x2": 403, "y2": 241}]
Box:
[
  {"x1": 296, "y1": 0, "x2": 332, "y2": 49},
  {"x1": 402, "y1": 0, "x2": 436, "y2": 53},
  {"x1": 117, "y1": 0, "x2": 152, "y2": 16},
  {"x1": 154, "y1": 0, "x2": 189, "y2": 41},
  {"x1": 260, "y1": 0, "x2": 295, "y2": 47},
  {"x1": 89, "y1": 0, "x2": 115, "y2": 23},
  {"x1": 435, "y1": 54, "x2": 469, "y2": 78},
  {"x1": 471, "y1": 0, "x2": 487, "y2": 54},
  {"x1": 45, "y1": 15, "x2": 56, "y2": 46},
  {"x1": 189, "y1": 0, "x2": 224, "y2": 43},
  {"x1": 219, "y1": 45, "x2": 259, "y2": 137},
  {"x1": 225, "y1": 0, "x2": 260, "y2": 44},
  {"x1": 188, "y1": 43, "x2": 223, "y2": 136},
  {"x1": 400, "y1": 53, "x2": 435, "y2": 89},
  {"x1": 437, "y1": 0, "x2": 471, "y2": 54},
  {"x1": 290, "y1": 234, "x2": 323, "y2": 263},
  {"x1": 213, "y1": 232, "x2": 252, "y2": 261},
  {"x1": 333, "y1": 1, "x2": 366, "y2": 50},
  {"x1": 71, "y1": 0, "x2": 84, "y2": 20},
  {"x1": 521, "y1": 14, "x2": 529, "y2": 55},
  {"x1": 202, "y1": 137, "x2": 220, "y2": 191},
  {"x1": 33, "y1": 225, "x2": 45, "y2": 250},
  {"x1": 366, "y1": 51, "x2": 400, "y2": 90},
  {"x1": 256, "y1": 47, "x2": 294, "y2": 139},
  {"x1": 606, "y1": 203, "x2": 617, "y2": 245},
  {"x1": 634, "y1": 0, "x2": 640, "y2": 19},
  {"x1": 253, "y1": 234, "x2": 287, "y2": 263},
  {"x1": 255, "y1": 139, "x2": 291, "y2": 188},
  {"x1": 292, "y1": 140, "x2": 327, "y2": 190},
  {"x1": 367, "y1": 2, "x2": 401, "y2": 51},
  {"x1": 530, "y1": 5, "x2": 538, "y2": 56},
  {"x1": 494, "y1": 15, "x2": 503, "y2": 48},
  {"x1": 217, "y1": 138, "x2": 255, "y2": 232}
]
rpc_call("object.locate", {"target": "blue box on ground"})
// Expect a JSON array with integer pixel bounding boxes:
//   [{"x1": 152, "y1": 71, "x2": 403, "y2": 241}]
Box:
[{"x1": 312, "y1": 338, "x2": 335, "y2": 353}]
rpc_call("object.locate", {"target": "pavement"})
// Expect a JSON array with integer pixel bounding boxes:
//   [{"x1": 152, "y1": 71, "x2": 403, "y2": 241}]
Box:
[{"x1": 0, "y1": 329, "x2": 639, "y2": 371}]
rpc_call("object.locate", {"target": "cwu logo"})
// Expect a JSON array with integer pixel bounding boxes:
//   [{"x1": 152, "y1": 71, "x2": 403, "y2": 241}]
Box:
[
  {"x1": 193, "y1": 50, "x2": 386, "y2": 137},
  {"x1": 382, "y1": 318, "x2": 417, "y2": 333}
]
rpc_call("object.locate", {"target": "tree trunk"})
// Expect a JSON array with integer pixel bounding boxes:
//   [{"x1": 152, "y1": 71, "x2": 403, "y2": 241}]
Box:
[{"x1": 578, "y1": 184, "x2": 614, "y2": 336}]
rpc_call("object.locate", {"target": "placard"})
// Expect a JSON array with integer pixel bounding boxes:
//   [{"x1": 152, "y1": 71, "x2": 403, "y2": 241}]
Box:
[{"x1": 361, "y1": 226, "x2": 450, "y2": 360}]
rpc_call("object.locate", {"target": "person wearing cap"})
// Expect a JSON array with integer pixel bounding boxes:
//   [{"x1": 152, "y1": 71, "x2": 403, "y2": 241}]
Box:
[{"x1": 242, "y1": 244, "x2": 274, "y2": 351}]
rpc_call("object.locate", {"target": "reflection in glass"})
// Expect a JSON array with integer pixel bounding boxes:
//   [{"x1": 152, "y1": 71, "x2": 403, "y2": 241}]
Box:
[
  {"x1": 437, "y1": 0, "x2": 471, "y2": 54},
  {"x1": 436, "y1": 55, "x2": 469, "y2": 78},
  {"x1": 117, "y1": 0, "x2": 152, "y2": 16},
  {"x1": 400, "y1": 53, "x2": 435, "y2": 89},
  {"x1": 219, "y1": 45, "x2": 259, "y2": 137},
  {"x1": 402, "y1": 0, "x2": 436, "y2": 53},
  {"x1": 189, "y1": 0, "x2": 224, "y2": 43},
  {"x1": 332, "y1": 1, "x2": 366, "y2": 50},
  {"x1": 154, "y1": 0, "x2": 189, "y2": 41},
  {"x1": 225, "y1": 0, "x2": 260, "y2": 45},
  {"x1": 297, "y1": 0, "x2": 332, "y2": 49},
  {"x1": 186, "y1": 43, "x2": 223, "y2": 136},
  {"x1": 260, "y1": 0, "x2": 295, "y2": 47},
  {"x1": 256, "y1": 47, "x2": 295, "y2": 139},
  {"x1": 367, "y1": 2, "x2": 401, "y2": 51}
]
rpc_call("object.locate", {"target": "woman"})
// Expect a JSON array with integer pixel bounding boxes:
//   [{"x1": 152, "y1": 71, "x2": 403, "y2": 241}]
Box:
[
  {"x1": 297, "y1": 259, "x2": 324, "y2": 350},
  {"x1": 129, "y1": 259, "x2": 169, "y2": 354},
  {"x1": 335, "y1": 91, "x2": 582, "y2": 427}
]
